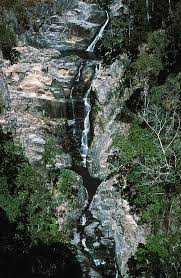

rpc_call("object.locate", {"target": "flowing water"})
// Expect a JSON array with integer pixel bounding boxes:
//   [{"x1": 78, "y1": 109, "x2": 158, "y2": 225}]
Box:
[
  {"x1": 80, "y1": 11, "x2": 109, "y2": 167},
  {"x1": 69, "y1": 12, "x2": 119, "y2": 277},
  {"x1": 80, "y1": 85, "x2": 92, "y2": 167},
  {"x1": 86, "y1": 11, "x2": 109, "y2": 53}
]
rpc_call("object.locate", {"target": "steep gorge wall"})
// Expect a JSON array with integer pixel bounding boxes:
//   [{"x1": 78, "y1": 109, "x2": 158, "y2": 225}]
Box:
[{"x1": 0, "y1": 1, "x2": 146, "y2": 277}]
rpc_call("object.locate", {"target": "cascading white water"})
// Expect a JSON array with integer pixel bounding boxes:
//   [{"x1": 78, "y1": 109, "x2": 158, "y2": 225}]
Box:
[
  {"x1": 80, "y1": 12, "x2": 109, "y2": 167},
  {"x1": 80, "y1": 85, "x2": 92, "y2": 167},
  {"x1": 168, "y1": 0, "x2": 172, "y2": 12},
  {"x1": 70, "y1": 87, "x2": 76, "y2": 134},
  {"x1": 86, "y1": 11, "x2": 109, "y2": 52},
  {"x1": 146, "y1": 0, "x2": 150, "y2": 22},
  {"x1": 76, "y1": 63, "x2": 84, "y2": 82}
]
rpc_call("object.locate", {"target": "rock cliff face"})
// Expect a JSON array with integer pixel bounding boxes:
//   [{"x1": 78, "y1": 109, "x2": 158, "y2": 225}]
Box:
[
  {"x1": 0, "y1": 0, "x2": 104, "y2": 163},
  {"x1": 85, "y1": 56, "x2": 145, "y2": 276},
  {"x1": 0, "y1": 0, "x2": 145, "y2": 277}
]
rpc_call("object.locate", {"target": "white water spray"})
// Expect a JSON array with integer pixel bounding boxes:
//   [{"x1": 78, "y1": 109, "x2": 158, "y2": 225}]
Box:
[
  {"x1": 81, "y1": 214, "x2": 87, "y2": 226},
  {"x1": 80, "y1": 12, "x2": 109, "y2": 166},
  {"x1": 70, "y1": 87, "x2": 76, "y2": 134},
  {"x1": 76, "y1": 63, "x2": 84, "y2": 82},
  {"x1": 146, "y1": 0, "x2": 150, "y2": 22},
  {"x1": 86, "y1": 11, "x2": 109, "y2": 52},
  {"x1": 80, "y1": 85, "x2": 92, "y2": 167}
]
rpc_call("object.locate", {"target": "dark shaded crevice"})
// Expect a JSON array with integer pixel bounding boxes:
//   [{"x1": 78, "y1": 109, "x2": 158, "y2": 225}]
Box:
[{"x1": 72, "y1": 163, "x2": 101, "y2": 202}]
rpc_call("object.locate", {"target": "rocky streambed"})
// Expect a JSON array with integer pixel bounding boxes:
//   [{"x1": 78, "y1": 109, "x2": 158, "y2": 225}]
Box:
[{"x1": 0, "y1": 1, "x2": 145, "y2": 277}]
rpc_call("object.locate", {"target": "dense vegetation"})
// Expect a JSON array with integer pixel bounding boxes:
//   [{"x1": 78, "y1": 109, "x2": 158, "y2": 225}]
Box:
[
  {"x1": 0, "y1": 130, "x2": 81, "y2": 276},
  {"x1": 0, "y1": 130, "x2": 63, "y2": 244},
  {"x1": 101, "y1": 0, "x2": 181, "y2": 277}
]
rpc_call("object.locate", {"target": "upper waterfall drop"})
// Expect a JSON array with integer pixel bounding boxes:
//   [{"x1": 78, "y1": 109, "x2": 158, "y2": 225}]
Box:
[
  {"x1": 86, "y1": 11, "x2": 109, "y2": 52},
  {"x1": 80, "y1": 11, "x2": 110, "y2": 167}
]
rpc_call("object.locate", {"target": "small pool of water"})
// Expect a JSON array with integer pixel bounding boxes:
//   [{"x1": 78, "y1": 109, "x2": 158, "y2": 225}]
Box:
[
  {"x1": 72, "y1": 164, "x2": 101, "y2": 202},
  {"x1": 60, "y1": 49, "x2": 99, "y2": 61}
]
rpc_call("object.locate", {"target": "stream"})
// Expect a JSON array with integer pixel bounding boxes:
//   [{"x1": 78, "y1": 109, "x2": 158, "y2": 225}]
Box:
[{"x1": 64, "y1": 11, "x2": 119, "y2": 277}]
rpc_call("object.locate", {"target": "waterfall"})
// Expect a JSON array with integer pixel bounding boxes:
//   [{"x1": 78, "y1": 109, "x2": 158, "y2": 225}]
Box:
[
  {"x1": 168, "y1": 0, "x2": 172, "y2": 12},
  {"x1": 70, "y1": 87, "x2": 76, "y2": 134},
  {"x1": 75, "y1": 63, "x2": 84, "y2": 82},
  {"x1": 146, "y1": 0, "x2": 150, "y2": 22},
  {"x1": 80, "y1": 12, "x2": 109, "y2": 167},
  {"x1": 128, "y1": 21, "x2": 131, "y2": 42},
  {"x1": 80, "y1": 85, "x2": 92, "y2": 167},
  {"x1": 86, "y1": 11, "x2": 109, "y2": 52}
]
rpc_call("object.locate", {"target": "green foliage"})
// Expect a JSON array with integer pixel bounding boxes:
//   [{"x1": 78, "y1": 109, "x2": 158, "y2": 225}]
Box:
[
  {"x1": 95, "y1": 0, "x2": 112, "y2": 8},
  {"x1": 0, "y1": 0, "x2": 50, "y2": 9},
  {"x1": 113, "y1": 123, "x2": 161, "y2": 163},
  {"x1": 129, "y1": 230, "x2": 180, "y2": 277},
  {"x1": 149, "y1": 73, "x2": 180, "y2": 110},
  {"x1": 133, "y1": 53, "x2": 163, "y2": 78},
  {"x1": 103, "y1": 16, "x2": 126, "y2": 51},
  {"x1": 0, "y1": 130, "x2": 60, "y2": 244},
  {"x1": 42, "y1": 138, "x2": 62, "y2": 166},
  {"x1": 56, "y1": 169, "x2": 77, "y2": 199},
  {"x1": 0, "y1": 178, "x2": 21, "y2": 222},
  {"x1": 148, "y1": 30, "x2": 169, "y2": 58},
  {"x1": 0, "y1": 22, "x2": 16, "y2": 51},
  {"x1": 112, "y1": 71, "x2": 180, "y2": 277}
]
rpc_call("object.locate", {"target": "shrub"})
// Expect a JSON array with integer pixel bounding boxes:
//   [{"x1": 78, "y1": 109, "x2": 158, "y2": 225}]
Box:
[
  {"x1": 56, "y1": 169, "x2": 77, "y2": 199},
  {"x1": 0, "y1": 23, "x2": 16, "y2": 58},
  {"x1": 148, "y1": 30, "x2": 169, "y2": 58},
  {"x1": 0, "y1": 130, "x2": 60, "y2": 244},
  {"x1": 133, "y1": 53, "x2": 163, "y2": 78},
  {"x1": 112, "y1": 123, "x2": 161, "y2": 163}
]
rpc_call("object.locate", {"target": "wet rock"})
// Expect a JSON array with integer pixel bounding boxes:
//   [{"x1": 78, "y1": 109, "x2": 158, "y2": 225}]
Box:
[
  {"x1": 84, "y1": 222, "x2": 100, "y2": 237},
  {"x1": 74, "y1": 61, "x2": 96, "y2": 96}
]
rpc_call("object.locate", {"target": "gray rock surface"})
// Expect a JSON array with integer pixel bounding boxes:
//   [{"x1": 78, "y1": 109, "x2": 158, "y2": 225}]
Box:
[
  {"x1": 88, "y1": 55, "x2": 130, "y2": 179},
  {"x1": 89, "y1": 178, "x2": 145, "y2": 277},
  {"x1": 26, "y1": 1, "x2": 105, "y2": 51},
  {"x1": 0, "y1": 0, "x2": 106, "y2": 163}
]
